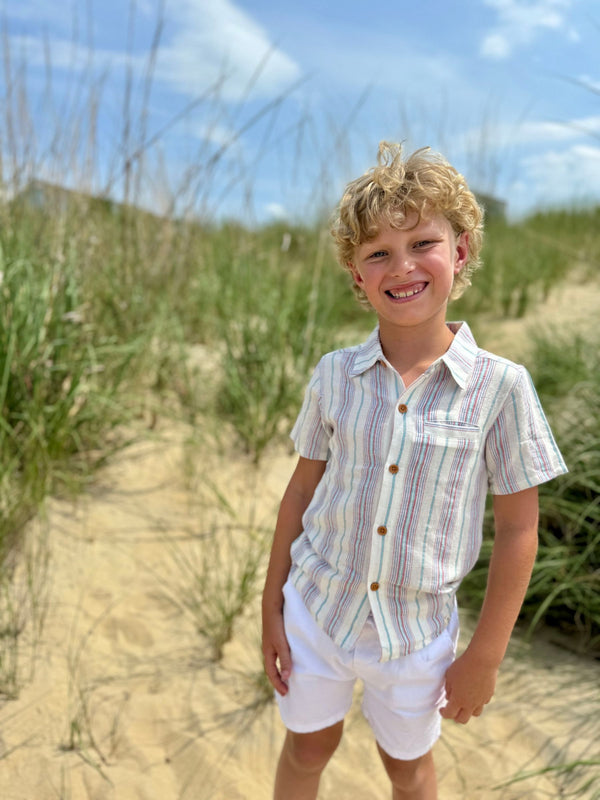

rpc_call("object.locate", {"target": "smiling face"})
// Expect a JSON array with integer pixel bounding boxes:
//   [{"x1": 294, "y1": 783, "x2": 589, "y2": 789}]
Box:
[{"x1": 349, "y1": 212, "x2": 469, "y2": 335}]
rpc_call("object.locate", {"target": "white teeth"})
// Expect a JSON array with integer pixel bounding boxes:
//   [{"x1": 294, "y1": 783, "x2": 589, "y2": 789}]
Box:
[{"x1": 389, "y1": 286, "x2": 423, "y2": 299}]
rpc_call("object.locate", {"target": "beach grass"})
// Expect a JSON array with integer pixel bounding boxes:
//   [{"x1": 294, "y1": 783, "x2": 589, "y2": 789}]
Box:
[{"x1": 168, "y1": 521, "x2": 269, "y2": 661}]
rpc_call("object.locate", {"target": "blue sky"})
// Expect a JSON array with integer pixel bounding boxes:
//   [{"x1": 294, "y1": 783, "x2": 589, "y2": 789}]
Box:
[{"x1": 2, "y1": 0, "x2": 600, "y2": 223}]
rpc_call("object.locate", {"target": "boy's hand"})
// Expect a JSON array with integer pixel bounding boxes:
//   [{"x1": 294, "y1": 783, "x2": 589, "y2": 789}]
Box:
[
  {"x1": 262, "y1": 608, "x2": 292, "y2": 696},
  {"x1": 440, "y1": 649, "x2": 498, "y2": 724}
]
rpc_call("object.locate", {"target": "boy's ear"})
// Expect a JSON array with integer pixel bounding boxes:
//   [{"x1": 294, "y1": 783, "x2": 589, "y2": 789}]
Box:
[
  {"x1": 453, "y1": 232, "x2": 470, "y2": 275},
  {"x1": 348, "y1": 262, "x2": 364, "y2": 285}
]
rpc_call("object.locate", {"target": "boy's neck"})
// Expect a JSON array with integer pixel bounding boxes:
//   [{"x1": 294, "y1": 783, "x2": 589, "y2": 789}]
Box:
[{"x1": 377, "y1": 317, "x2": 455, "y2": 387}]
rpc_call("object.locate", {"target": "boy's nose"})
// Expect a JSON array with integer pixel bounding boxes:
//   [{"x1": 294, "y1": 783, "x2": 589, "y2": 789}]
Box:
[{"x1": 389, "y1": 253, "x2": 415, "y2": 275}]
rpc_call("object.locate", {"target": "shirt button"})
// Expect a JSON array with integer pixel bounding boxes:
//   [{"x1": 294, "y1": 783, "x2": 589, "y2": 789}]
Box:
[
  {"x1": 370, "y1": 582, "x2": 380, "y2": 591},
  {"x1": 398, "y1": 403, "x2": 408, "y2": 414},
  {"x1": 377, "y1": 525, "x2": 387, "y2": 535},
  {"x1": 388, "y1": 464, "x2": 399, "y2": 474}
]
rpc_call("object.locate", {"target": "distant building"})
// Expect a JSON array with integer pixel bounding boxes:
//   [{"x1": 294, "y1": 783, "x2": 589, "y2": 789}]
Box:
[
  {"x1": 13, "y1": 179, "x2": 167, "y2": 224},
  {"x1": 14, "y1": 179, "x2": 119, "y2": 215},
  {"x1": 475, "y1": 192, "x2": 506, "y2": 220}
]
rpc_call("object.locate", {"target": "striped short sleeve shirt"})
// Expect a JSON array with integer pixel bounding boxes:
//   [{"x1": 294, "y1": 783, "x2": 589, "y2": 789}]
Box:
[{"x1": 289, "y1": 322, "x2": 568, "y2": 662}]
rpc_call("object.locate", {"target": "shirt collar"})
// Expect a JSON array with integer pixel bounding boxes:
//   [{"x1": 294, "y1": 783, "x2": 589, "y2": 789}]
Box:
[
  {"x1": 349, "y1": 321, "x2": 478, "y2": 389},
  {"x1": 441, "y1": 322, "x2": 478, "y2": 389},
  {"x1": 349, "y1": 327, "x2": 385, "y2": 376}
]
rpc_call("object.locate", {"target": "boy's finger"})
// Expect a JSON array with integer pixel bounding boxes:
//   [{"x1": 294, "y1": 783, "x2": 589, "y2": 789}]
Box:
[
  {"x1": 264, "y1": 640, "x2": 292, "y2": 695},
  {"x1": 276, "y1": 640, "x2": 292, "y2": 683},
  {"x1": 439, "y1": 699, "x2": 459, "y2": 720},
  {"x1": 265, "y1": 653, "x2": 288, "y2": 695},
  {"x1": 454, "y1": 708, "x2": 472, "y2": 725},
  {"x1": 440, "y1": 704, "x2": 464, "y2": 723}
]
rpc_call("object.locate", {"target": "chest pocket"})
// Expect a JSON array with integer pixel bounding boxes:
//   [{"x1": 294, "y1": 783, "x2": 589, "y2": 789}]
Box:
[
  {"x1": 417, "y1": 418, "x2": 483, "y2": 506},
  {"x1": 418, "y1": 417, "x2": 482, "y2": 490},
  {"x1": 422, "y1": 418, "x2": 481, "y2": 446}
]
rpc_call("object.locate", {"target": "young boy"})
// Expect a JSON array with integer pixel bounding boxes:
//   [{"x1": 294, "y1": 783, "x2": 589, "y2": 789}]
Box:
[{"x1": 262, "y1": 142, "x2": 567, "y2": 799}]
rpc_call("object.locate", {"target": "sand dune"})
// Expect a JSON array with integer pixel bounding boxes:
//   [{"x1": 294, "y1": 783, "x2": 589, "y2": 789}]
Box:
[{"x1": 0, "y1": 416, "x2": 598, "y2": 800}]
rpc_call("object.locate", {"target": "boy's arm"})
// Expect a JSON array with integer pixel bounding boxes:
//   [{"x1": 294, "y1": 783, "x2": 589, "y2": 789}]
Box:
[
  {"x1": 441, "y1": 486, "x2": 539, "y2": 724},
  {"x1": 262, "y1": 455, "x2": 327, "y2": 696}
]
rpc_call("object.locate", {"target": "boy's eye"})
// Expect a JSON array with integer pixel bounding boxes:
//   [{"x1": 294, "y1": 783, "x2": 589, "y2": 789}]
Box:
[
  {"x1": 415, "y1": 240, "x2": 433, "y2": 248},
  {"x1": 368, "y1": 250, "x2": 387, "y2": 259}
]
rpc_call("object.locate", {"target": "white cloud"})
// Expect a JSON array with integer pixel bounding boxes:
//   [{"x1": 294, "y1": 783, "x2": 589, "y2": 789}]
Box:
[
  {"x1": 576, "y1": 74, "x2": 600, "y2": 92},
  {"x1": 480, "y1": 0, "x2": 574, "y2": 59},
  {"x1": 155, "y1": 0, "x2": 302, "y2": 102},
  {"x1": 454, "y1": 115, "x2": 600, "y2": 164},
  {"x1": 3, "y1": 0, "x2": 302, "y2": 105},
  {"x1": 265, "y1": 202, "x2": 288, "y2": 220},
  {"x1": 480, "y1": 33, "x2": 511, "y2": 59},
  {"x1": 483, "y1": 0, "x2": 567, "y2": 31},
  {"x1": 512, "y1": 116, "x2": 600, "y2": 145},
  {"x1": 194, "y1": 122, "x2": 240, "y2": 149},
  {"x1": 511, "y1": 143, "x2": 600, "y2": 211},
  {"x1": 5, "y1": 33, "x2": 139, "y2": 73}
]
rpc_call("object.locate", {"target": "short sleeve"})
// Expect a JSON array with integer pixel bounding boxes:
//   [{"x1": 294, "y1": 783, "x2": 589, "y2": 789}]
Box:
[
  {"x1": 290, "y1": 361, "x2": 331, "y2": 460},
  {"x1": 485, "y1": 366, "x2": 568, "y2": 494}
]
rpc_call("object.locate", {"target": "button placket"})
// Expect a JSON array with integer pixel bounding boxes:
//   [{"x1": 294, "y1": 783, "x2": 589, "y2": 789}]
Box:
[{"x1": 367, "y1": 385, "x2": 410, "y2": 618}]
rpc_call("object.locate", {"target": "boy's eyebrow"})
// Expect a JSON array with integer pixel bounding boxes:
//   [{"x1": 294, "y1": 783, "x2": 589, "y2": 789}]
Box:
[{"x1": 361, "y1": 221, "x2": 446, "y2": 245}]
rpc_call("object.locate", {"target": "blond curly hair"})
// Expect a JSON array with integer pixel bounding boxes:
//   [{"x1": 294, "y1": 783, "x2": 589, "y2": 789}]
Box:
[{"x1": 331, "y1": 142, "x2": 484, "y2": 307}]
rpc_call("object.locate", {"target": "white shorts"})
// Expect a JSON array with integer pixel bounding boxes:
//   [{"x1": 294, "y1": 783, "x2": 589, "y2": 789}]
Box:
[{"x1": 276, "y1": 580, "x2": 459, "y2": 760}]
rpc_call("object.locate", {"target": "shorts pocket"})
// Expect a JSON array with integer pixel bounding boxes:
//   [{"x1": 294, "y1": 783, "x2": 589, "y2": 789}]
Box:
[{"x1": 416, "y1": 619, "x2": 458, "y2": 667}]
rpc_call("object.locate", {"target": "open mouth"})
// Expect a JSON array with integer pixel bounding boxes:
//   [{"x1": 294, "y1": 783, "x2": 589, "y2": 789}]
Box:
[{"x1": 385, "y1": 282, "x2": 427, "y2": 300}]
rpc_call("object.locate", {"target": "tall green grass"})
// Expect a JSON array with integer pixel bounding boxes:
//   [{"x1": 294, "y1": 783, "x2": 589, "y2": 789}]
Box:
[
  {"x1": 0, "y1": 234, "x2": 141, "y2": 560},
  {"x1": 452, "y1": 214, "x2": 573, "y2": 319},
  {"x1": 529, "y1": 331, "x2": 600, "y2": 652},
  {"x1": 209, "y1": 225, "x2": 352, "y2": 462},
  {"x1": 0, "y1": 208, "x2": 150, "y2": 695}
]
